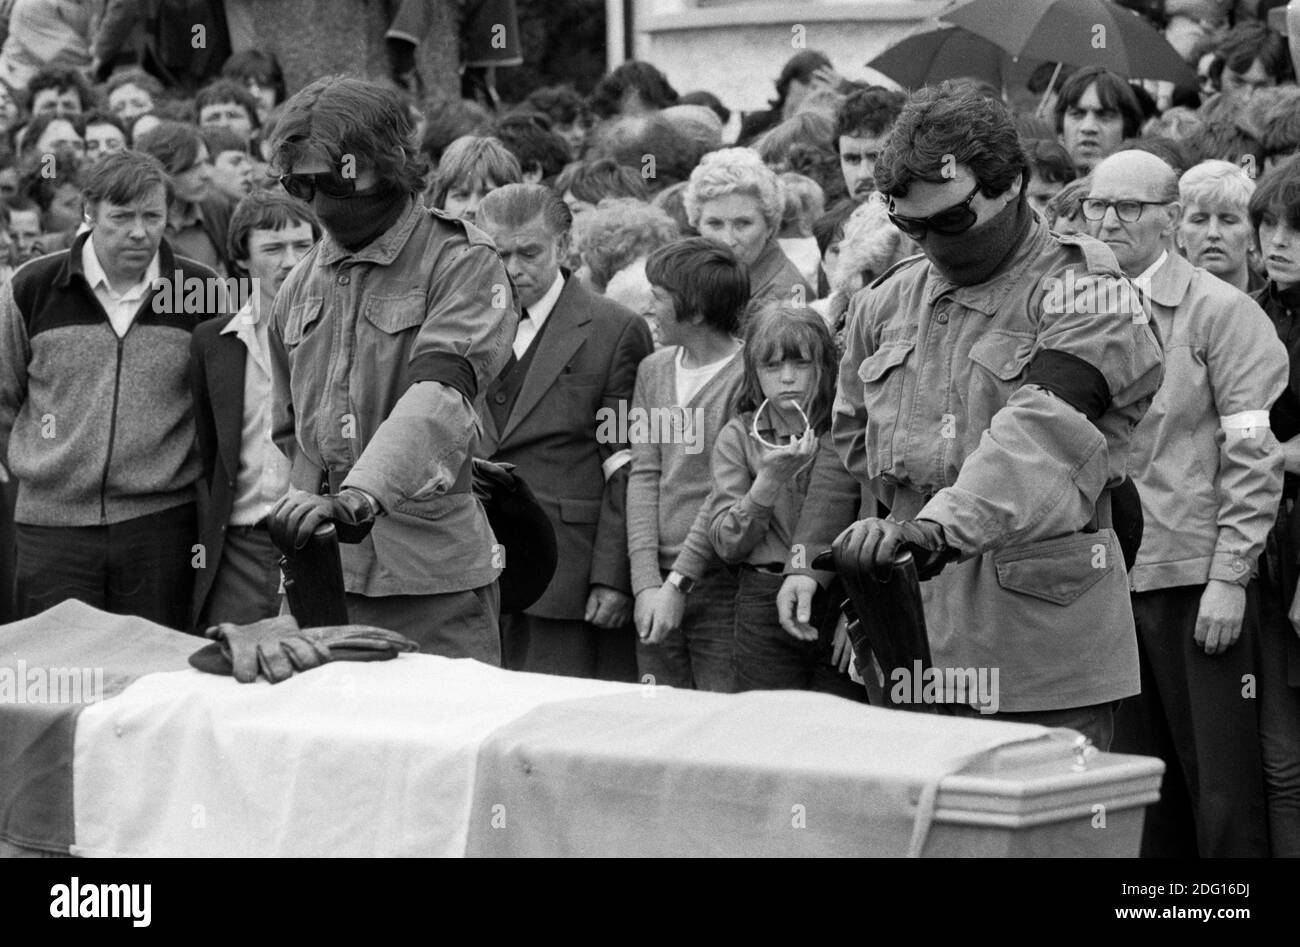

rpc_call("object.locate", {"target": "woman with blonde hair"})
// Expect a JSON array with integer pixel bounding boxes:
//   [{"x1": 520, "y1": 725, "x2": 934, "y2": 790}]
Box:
[
  {"x1": 1177, "y1": 158, "x2": 1260, "y2": 293},
  {"x1": 685, "y1": 147, "x2": 811, "y2": 321}
]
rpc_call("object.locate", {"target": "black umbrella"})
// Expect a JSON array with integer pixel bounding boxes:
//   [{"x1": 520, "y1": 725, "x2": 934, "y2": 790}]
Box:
[
  {"x1": 867, "y1": 25, "x2": 1029, "y2": 92},
  {"x1": 943, "y1": 0, "x2": 1196, "y2": 86}
]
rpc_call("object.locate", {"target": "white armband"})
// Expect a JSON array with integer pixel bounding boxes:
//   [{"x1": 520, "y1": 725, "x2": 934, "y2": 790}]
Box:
[
  {"x1": 1220, "y1": 410, "x2": 1271, "y2": 440},
  {"x1": 602, "y1": 449, "x2": 633, "y2": 481}
]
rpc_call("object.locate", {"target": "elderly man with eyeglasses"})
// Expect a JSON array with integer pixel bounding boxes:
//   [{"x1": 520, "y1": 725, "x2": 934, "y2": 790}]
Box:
[
  {"x1": 1087, "y1": 149, "x2": 1288, "y2": 858},
  {"x1": 778, "y1": 83, "x2": 1163, "y2": 747}
]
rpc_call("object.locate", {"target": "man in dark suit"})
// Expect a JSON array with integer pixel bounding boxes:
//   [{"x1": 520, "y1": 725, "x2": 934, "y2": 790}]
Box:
[
  {"x1": 476, "y1": 183, "x2": 654, "y2": 680},
  {"x1": 190, "y1": 190, "x2": 320, "y2": 629}
]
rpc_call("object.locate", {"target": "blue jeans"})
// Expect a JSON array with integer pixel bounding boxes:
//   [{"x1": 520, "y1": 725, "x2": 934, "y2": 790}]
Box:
[
  {"x1": 733, "y1": 567, "x2": 864, "y2": 700},
  {"x1": 637, "y1": 568, "x2": 738, "y2": 692}
]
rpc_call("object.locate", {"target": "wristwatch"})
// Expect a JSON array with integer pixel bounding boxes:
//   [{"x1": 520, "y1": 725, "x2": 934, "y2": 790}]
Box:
[{"x1": 665, "y1": 571, "x2": 696, "y2": 594}]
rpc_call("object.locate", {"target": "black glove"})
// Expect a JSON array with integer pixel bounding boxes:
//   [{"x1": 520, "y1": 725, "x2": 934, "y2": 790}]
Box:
[
  {"x1": 269, "y1": 487, "x2": 377, "y2": 551},
  {"x1": 204, "y1": 615, "x2": 419, "y2": 684},
  {"x1": 832, "y1": 517, "x2": 954, "y2": 583}
]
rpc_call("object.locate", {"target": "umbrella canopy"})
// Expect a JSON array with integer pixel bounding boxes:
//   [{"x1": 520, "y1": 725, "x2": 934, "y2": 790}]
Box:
[
  {"x1": 943, "y1": 0, "x2": 1197, "y2": 86},
  {"x1": 866, "y1": 25, "x2": 1031, "y2": 92}
]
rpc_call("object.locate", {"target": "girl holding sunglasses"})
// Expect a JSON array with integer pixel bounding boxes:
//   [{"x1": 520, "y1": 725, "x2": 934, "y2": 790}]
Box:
[{"x1": 700, "y1": 306, "x2": 861, "y2": 697}]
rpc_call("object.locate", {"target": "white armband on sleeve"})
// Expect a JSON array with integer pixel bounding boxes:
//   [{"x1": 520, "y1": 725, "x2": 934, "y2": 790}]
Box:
[
  {"x1": 1220, "y1": 410, "x2": 1271, "y2": 440},
  {"x1": 602, "y1": 449, "x2": 633, "y2": 481}
]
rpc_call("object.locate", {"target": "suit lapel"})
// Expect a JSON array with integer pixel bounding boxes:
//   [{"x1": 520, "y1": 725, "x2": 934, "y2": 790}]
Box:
[
  {"x1": 210, "y1": 316, "x2": 248, "y2": 480},
  {"x1": 498, "y1": 278, "x2": 591, "y2": 445}
]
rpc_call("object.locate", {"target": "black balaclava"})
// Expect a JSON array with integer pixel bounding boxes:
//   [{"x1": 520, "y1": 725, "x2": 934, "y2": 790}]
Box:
[
  {"x1": 922, "y1": 187, "x2": 1033, "y2": 287},
  {"x1": 314, "y1": 181, "x2": 409, "y2": 252}
]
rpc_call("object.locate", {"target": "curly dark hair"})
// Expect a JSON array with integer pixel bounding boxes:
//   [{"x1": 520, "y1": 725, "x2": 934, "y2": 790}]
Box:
[
  {"x1": 875, "y1": 82, "x2": 1028, "y2": 200},
  {"x1": 835, "y1": 86, "x2": 906, "y2": 143},
  {"x1": 524, "y1": 85, "x2": 590, "y2": 128},
  {"x1": 493, "y1": 112, "x2": 572, "y2": 181},
  {"x1": 769, "y1": 51, "x2": 832, "y2": 113},
  {"x1": 268, "y1": 75, "x2": 428, "y2": 196},
  {"x1": 587, "y1": 62, "x2": 679, "y2": 120}
]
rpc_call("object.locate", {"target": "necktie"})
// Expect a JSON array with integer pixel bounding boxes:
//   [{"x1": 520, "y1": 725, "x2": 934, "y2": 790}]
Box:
[{"x1": 513, "y1": 308, "x2": 535, "y2": 360}]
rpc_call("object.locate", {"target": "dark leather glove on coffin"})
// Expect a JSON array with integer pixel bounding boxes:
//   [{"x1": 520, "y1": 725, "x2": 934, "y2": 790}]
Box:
[{"x1": 192, "y1": 615, "x2": 419, "y2": 684}]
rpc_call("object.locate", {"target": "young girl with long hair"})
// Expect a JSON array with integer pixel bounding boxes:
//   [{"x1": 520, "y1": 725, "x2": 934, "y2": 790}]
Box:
[{"x1": 702, "y1": 306, "x2": 861, "y2": 696}]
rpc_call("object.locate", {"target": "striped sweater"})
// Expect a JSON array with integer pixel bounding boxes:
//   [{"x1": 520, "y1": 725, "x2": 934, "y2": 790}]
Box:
[{"x1": 0, "y1": 233, "x2": 218, "y2": 526}]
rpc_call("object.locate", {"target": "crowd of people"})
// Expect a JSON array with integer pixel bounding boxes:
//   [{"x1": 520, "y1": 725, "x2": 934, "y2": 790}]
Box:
[{"x1": 0, "y1": 0, "x2": 1297, "y2": 860}]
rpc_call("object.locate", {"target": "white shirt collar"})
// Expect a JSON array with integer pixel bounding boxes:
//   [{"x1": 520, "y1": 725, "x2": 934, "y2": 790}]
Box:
[
  {"x1": 1132, "y1": 250, "x2": 1168, "y2": 293},
  {"x1": 82, "y1": 234, "x2": 160, "y2": 298},
  {"x1": 524, "y1": 271, "x2": 565, "y2": 329}
]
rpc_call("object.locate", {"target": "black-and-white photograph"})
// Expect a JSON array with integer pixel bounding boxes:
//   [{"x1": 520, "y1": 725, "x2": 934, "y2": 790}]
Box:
[{"x1": 0, "y1": 0, "x2": 1296, "y2": 899}]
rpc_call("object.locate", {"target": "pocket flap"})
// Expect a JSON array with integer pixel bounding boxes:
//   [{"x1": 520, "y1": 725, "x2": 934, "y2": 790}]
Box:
[
  {"x1": 969, "y1": 333, "x2": 1033, "y2": 381},
  {"x1": 364, "y1": 294, "x2": 427, "y2": 335},
  {"x1": 994, "y1": 534, "x2": 1113, "y2": 605},
  {"x1": 282, "y1": 298, "x2": 323, "y2": 345},
  {"x1": 857, "y1": 340, "x2": 914, "y2": 383},
  {"x1": 559, "y1": 497, "x2": 601, "y2": 524}
]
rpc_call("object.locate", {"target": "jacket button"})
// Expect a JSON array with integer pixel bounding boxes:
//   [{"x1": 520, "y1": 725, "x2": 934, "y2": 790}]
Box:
[
  {"x1": 338, "y1": 274, "x2": 350, "y2": 285},
  {"x1": 1233, "y1": 560, "x2": 1245, "y2": 572},
  {"x1": 493, "y1": 393, "x2": 507, "y2": 404},
  {"x1": 935, "y1": 311, "x2": 949, "y2": 324}
]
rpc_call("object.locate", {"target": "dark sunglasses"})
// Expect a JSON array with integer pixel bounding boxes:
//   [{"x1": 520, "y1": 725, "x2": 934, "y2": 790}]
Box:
[
  {"x1": 278, "y1": 169, "x2": 356, "y2": 202},
  {"x1": 887, "y1": 183, "x2": 982, "y2": 239}
]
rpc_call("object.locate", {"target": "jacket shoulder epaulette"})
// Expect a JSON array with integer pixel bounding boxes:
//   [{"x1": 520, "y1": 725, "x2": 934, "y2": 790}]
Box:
[
  {"x1": 426, "y1": 205, "x2": 496, "y2": 248},
  {"x1": 1050, "y1": 230, "x2": 1122, "y2": 277},
  {"x1": 869, "y1": 252, "x2": 926, "y2": 289}
]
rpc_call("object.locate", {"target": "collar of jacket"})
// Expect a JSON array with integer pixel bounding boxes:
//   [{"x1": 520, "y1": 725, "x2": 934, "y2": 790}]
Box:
[
  {"x1": 1140, "y1": 249, "x2": 1196, "y2": 309},
  {"x1": 750, "y1": 237, "x2": 786, "y2": 284},
  {"x1": 923, "y1": 214, "x2": 1047, "y2": 316},
  {"x1": 1266, "y1": 279, "x2": 1300, "y2": 313},
  {"x1": 317, "y1": 195, "x2": 419, "y2": 267},
  {"x1": 54, "y1": 228, "x2": 177, "y2": 290}
]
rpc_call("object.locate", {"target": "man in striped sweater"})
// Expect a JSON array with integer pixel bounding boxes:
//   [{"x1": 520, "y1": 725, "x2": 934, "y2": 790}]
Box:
[{"x1": 0, "y1": 150, "x2": 222, "y2": 629}]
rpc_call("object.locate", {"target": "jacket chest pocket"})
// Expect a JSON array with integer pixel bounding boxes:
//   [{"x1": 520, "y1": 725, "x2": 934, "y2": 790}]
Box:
[
  {"x1": 994, "y1": 532, "x2": 1114, "y2": 605},
  {"x1": 966, "y1": 331, "x2": 1034, "y2": 418},
  {"x1": 364, "y1": 294, "x2": 427, "y2": 335},
  {"x1": 857, "y1": 339, "x2": 914, "y2": 476},
  {"x1": 282, "y1": 298, "x2": 323, "y2": 348}
]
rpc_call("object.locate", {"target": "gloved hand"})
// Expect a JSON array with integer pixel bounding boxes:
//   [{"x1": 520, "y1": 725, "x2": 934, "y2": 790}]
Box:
[
  {"x1": 832, "y1": 517, "x2": 954, "y2": 583},
  {"x1": 269, "y1": 487, "x2": 377, "y2": 551},
  {"x1": 205, "y1": 615, "x2": 420, "y2": 684}
]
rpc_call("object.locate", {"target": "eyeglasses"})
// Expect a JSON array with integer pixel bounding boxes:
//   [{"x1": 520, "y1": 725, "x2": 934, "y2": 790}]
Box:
[
  {"x1": 1080, "y1": 198, "x2": 1168, "y2": 223},
  {"x1": 887, "y1": 183, "x2": 981, "y2": 239},
  {"x1": 278, "y1": 169, "x2": 356, "y2": 202}
]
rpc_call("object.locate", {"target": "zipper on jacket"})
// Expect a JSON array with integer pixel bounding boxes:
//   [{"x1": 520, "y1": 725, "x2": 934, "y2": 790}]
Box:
[{"x1": 99, "y1": 336, "x2": 124, "y2": 525}]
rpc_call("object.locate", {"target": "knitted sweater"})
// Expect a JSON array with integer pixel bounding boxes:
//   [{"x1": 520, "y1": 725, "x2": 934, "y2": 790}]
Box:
[
  {"x1": 0, "y1": 233, "x2": 217, "y2": 526},
  {"x1": 626, "y1": 344, "x2": 744, "y2": 595}
]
